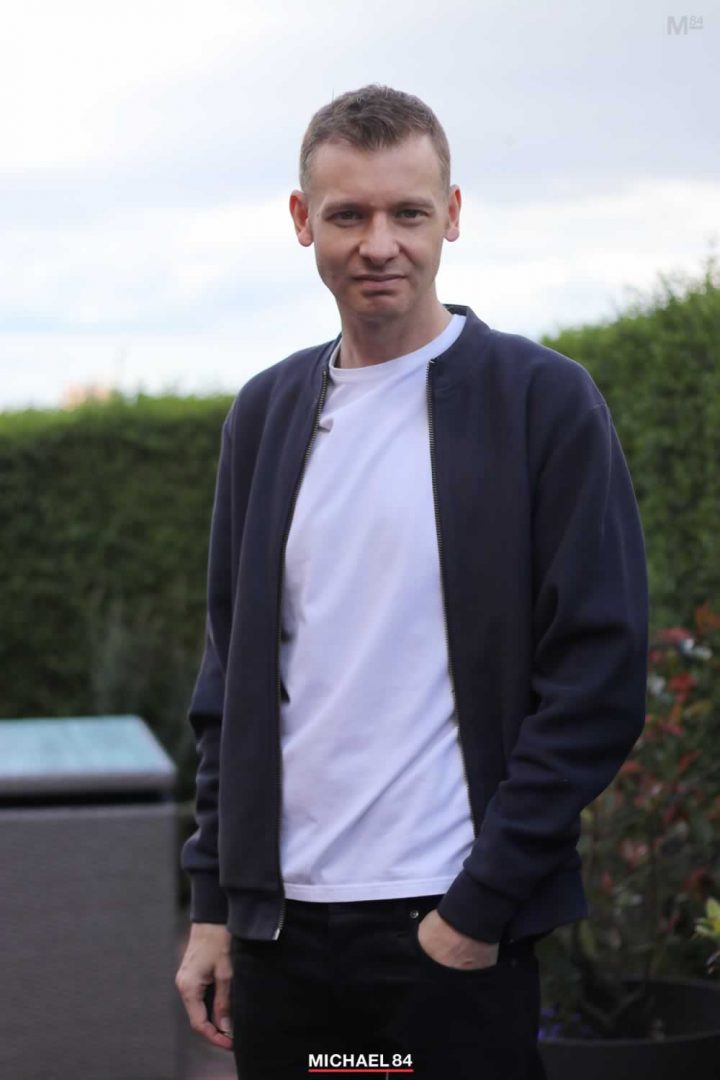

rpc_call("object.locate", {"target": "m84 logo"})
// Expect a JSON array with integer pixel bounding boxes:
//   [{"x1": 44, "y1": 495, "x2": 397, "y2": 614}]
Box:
[{"x1": 666, "y1": 14, "x2": 704, "y2": 33}]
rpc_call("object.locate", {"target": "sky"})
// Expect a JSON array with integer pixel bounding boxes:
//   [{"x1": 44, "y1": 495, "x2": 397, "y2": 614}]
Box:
[{"x1": 1, "y1": 0, "x2": 717, "y2": 411}]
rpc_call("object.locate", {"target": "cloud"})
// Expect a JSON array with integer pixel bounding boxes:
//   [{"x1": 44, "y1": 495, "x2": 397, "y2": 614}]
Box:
[
  {"x1": 0, "y1": 0, "x2": 716, "y2": 408},
  {"x1": 0, "y1": 195, "x2": 303, "y2": 328},
  {"x1": 2, "y1": 177, "x2": 715, "y2": 330},
  {"x1": 439, "y1": 178, "x2": 720, "y2": 333},
  {"x1": 0, "y1": 0, "x2": 283, "y2": 169},
  {"x1": 1, "y1": 175, "x2": 716, "y2": 410}
]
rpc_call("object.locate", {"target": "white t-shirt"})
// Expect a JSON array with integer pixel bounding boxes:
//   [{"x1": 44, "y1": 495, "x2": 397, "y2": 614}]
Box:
[{"x1": 279, "y1": 314, "x2": 476, "y2": 900}]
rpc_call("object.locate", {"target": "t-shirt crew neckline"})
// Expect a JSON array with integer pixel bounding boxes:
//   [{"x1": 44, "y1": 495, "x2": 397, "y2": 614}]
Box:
[{"x1": 328, "y1": 313, "x2": 466, "y2": 381}]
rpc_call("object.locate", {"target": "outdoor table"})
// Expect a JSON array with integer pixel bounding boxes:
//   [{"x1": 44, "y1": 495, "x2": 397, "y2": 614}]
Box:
[{"x1": 0, "y1": 714, "x2": 178, "y2": 1079}]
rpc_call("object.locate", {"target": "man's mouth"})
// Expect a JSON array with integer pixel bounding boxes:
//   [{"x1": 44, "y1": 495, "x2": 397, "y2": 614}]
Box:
[{"x1": 354, "y1": 275, "x2": 403, "y2": 283}]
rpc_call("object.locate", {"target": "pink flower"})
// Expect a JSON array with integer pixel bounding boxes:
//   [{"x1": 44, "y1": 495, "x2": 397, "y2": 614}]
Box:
[
  {"x1": 668, "y1": 672, "x2": 697, "y2": 693},
  {"x1": 655, "y1": 627, "x2": 693, "y2": 643},
  {"x1": 620, "y1": 839, "x2": 649, "y2": 868}
]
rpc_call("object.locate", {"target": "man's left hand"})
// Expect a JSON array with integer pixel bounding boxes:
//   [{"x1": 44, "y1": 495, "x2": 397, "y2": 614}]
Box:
[{"x1": 416, "y1": 909, "x2": 499, "y2": 971}]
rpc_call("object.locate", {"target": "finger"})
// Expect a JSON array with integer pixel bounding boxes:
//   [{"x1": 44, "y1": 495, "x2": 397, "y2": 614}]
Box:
[
  {"x1": 213, "y1": 978, "x2": 233, "y2": 1040},
  {"x1": 180, "y1": 985, "x2": 234, "y2": 1051},
  {"x1": 196, "y1": 1016, "x2": 234, "y2": 1050}
]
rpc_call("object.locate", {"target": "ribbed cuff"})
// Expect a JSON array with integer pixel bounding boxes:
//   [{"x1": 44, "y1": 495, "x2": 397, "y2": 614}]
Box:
[
  {"x1": 436, "y1": 869, "x2": 517, "y2": 944},
  {"x1": 189, "y1": 872, "x2": 229, "y2": 924}
]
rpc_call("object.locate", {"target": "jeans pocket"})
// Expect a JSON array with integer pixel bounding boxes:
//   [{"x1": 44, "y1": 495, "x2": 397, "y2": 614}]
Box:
[
  {"x1": 411, "y1": 921, "x2": 503, "y2": 978},
  {"x1": 231, "y1": 935, "x2": 274, "y2": 961}
]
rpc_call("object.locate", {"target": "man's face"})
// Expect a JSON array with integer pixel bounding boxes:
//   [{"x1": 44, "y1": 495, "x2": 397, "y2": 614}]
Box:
[{"x1": 289, "y1": 134, "x2": 460, "y2": 325}]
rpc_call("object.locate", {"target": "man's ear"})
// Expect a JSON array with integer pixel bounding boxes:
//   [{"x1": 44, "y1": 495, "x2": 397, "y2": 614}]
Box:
[
  {"x1": 444, "y1": 184, "x2": 461, "y2": 243},
  {"x1": 289, "y1": 190, "x2": 313, "y2": 247}
]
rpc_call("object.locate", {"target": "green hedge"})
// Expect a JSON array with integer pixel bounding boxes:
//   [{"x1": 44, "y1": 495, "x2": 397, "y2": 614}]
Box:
[
  {"x1": 0, "y1": 393, "x2": 232, "y2": 802},
  {"x1": 1, "y1": 260, "x2": 718, "y2": 820},
  {"x1": 541, "y1": 258, "x2": 720, "y2": 630}
]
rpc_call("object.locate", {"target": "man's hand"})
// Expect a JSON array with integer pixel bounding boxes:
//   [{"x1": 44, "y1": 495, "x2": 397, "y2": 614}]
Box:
[
  {"x1": 175, "y1": 922, "x2": 234, "y2": 1050},
  {"x1": 417, "y1": 909, "x2": 499, "y2": 970}
]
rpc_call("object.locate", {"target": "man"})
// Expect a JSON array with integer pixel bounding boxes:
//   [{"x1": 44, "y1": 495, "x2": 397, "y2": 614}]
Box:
[{"x1": 176, "y1": 85, "x2": 649, "y2": 1079}]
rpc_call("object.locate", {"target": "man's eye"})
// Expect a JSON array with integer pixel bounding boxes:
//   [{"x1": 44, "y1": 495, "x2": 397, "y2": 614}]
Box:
[
  {"x1": 398, "y1": 209, "x2": 426, "y2": 220},
  {"x1": 334, "y1": 211, "x2": 360, "y2": 221}
]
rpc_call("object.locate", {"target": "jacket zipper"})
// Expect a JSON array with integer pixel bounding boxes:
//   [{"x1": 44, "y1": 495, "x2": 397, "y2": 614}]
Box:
[
  {"x1": 427, "y1": 360, "x2": 473, "y2": 811},
  {"x1": 272, "y1": 363, "x2": 331, "y2": 939}
]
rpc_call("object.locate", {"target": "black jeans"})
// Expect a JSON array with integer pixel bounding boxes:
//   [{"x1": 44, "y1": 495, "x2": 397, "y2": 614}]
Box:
[{"x1": 230, "y1": 893, "x2": 547, "y2": 1080}]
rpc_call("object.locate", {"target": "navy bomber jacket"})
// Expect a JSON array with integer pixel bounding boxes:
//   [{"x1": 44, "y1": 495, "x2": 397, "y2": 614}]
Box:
[{"x1": 181, "y1": 304, "x2": 649, "y2": 944}]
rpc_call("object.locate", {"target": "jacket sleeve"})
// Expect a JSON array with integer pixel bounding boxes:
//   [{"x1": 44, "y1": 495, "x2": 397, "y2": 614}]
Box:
[
  {"x1": 180, "y1": 408, "x2": 235, "y2": 925},
  {"x1": 437, "y1": 401, "x2": 649, "y2": 943}
]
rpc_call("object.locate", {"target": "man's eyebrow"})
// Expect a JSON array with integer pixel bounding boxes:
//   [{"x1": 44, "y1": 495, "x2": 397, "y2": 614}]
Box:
[
  {"x1": 396, "y1": 198, "x2": 437, "y2": 211},
  {"x1": 321, "y1": 201, "x2": 359, "y2": 214},
  {"x1": 322, "y1": 197, "x2": 437, "y2": 214}
]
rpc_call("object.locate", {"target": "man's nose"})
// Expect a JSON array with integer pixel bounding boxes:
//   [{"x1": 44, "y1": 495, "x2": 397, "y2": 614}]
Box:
[{"x1": 358, "y1": 216, "x2": 400, "y2": 263}]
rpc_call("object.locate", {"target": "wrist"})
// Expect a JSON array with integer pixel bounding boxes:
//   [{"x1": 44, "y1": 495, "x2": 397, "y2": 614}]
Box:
[{"x1": 190, "y1": 922, "x2": 230, "y2": 939}]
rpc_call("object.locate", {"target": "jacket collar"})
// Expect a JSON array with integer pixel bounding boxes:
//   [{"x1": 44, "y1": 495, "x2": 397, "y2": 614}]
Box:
[{"x1": 311, "y1": 304, "x2": 491, "y2": 386}]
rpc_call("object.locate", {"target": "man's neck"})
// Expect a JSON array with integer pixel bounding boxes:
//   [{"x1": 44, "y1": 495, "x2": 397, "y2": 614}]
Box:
[{"x1": 336, "y1": 300, "x2": 453, "y2": 370}]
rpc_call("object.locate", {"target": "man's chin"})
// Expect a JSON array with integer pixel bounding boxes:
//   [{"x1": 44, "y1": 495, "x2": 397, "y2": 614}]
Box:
[
  {"x1": 345, "y1": 292, "x2": 410, "y2": 318},
  {"x1": 351, "y1": 303, "x2": 408, "y2": 325}
]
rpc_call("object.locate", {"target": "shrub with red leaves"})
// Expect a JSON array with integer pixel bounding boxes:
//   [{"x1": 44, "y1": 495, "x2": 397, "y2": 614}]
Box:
[{"x1": 540, "y1": 602, "x2": 720, "y2": 1039}]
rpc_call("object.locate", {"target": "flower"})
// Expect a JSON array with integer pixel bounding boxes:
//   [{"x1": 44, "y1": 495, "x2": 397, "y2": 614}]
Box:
[
  {"x1": 694, "y1": 898, "x2": 720, "y2": 976},
  {"x1": 619, "y1": 838, "x2": 649, "y2": 868},
  {"x1": 540, "y1": 607, "x2": 720, "y2": 1033},
  {"x1": 695, "y1": 898, "x2": 720, "y2": 942},
  {"x1": 669, "y1": 672, "x2": 697, "y2": 692},
  {"x1": 655, "y1": 627, "x2": 694, "y2": 643},
  {"x1": 647, "y1": 674, "x2": 666, "y2": 697}
]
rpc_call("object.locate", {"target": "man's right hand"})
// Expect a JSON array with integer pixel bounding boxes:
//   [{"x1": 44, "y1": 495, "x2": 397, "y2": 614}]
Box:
[{"x1": 175, "y1": 922, "x2": 234, "y2": 1050}]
